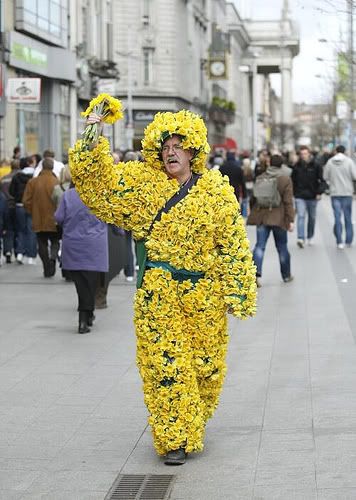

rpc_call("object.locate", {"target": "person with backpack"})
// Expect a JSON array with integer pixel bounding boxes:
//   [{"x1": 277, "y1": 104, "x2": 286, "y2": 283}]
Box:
[{"x1": 247, "y1": 154, "x2": 295, "y2": 286}]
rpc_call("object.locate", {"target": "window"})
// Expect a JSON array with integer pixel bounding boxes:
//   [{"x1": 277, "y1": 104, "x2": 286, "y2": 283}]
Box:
[
  {"x1": 142, "y1": 0, "x2": 150, "y2": 24},
  {"x1": 58, "y1": 84, "x2": 70, "y2": 160},
  {"x1": 143, "y1": 48, "x2": 153, "y2": 86},
  {"x1": 16, "y1": 0, "x2": 68, "y2": 48},
  {"x1": 16, "y1": 104, "x2": 40, "y2": 155}
]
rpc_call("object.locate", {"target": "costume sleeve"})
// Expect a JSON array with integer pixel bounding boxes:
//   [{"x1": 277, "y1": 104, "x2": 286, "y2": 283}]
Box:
[
  {"x1": 69, "y1": 137, "x2": 177, "y2": 239},
  {"x1": 214, "y1": 180, "x2": 257, "y2": 319}
]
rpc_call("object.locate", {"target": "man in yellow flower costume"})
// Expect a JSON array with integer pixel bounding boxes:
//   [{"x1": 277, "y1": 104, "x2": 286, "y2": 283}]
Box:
[{"x1": 69, "y1": 96, "x2": 257, "y2": 465}]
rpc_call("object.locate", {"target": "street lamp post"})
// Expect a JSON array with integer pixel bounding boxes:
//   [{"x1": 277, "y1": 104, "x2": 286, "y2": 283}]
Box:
[
  {"x1": 347, "y1": 0, "x2": 354, "y2": 157},
  {"x1": 251, "y1": 59, "x2": 258, "y2": 161}
]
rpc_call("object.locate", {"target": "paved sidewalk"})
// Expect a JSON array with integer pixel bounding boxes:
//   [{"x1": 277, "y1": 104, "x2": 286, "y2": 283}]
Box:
[{"x1": 1, "y1": 198, "x2": 356, "y2": 499}]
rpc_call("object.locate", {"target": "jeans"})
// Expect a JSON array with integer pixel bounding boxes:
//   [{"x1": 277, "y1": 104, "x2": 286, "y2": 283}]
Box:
[
  {"x1": 15, "y1": 205, "x2": 37, "y2": 257},
  {"x1": 331, "y1": 196, "x2": 353, "y2": 245},
  {"x1": 295, "y1": 198, "x2": 318, "y2": 240},
  {"x1": 253, "y1": 225, "x2": 291, "y2": 280},
  {"x1": 3, "y1": 207, "x2": 17, "y2": 255}
]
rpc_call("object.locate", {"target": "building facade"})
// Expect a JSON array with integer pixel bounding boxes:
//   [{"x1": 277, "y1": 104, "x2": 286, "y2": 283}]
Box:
[
  {"x1": 1, "y1": 0, "x2": 76, "y2": 160},
  {"x1": 0, "y1": 0, "x2": 300, "y2": 160}
]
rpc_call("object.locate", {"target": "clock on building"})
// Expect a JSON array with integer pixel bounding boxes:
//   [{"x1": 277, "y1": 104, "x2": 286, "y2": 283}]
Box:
[{"x1": 209, "y1": 59, "x2": 227, "y2": 78}]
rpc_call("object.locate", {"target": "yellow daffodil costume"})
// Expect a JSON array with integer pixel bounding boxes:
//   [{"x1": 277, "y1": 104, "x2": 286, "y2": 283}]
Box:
[{"x1": 69, "y1": 105, "x2": 257, "y2": 456}]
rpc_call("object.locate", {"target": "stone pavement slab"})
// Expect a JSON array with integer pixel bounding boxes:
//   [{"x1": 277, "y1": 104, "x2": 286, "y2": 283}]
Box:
[{"x1": 0, "y1": 198, "x2": 356, "y2": 499}]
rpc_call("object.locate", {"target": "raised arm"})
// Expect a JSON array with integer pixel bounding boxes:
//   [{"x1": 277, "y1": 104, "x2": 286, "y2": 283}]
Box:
[{"x1": 69, "y1": 133, "x2": 178, "y2": 239}]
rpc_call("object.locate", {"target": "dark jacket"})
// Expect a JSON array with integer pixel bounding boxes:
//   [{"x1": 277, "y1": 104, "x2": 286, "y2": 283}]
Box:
[
  {"x1": 220, "y1": 152, "x2": 246, "y2": 199},
  {"x1": 291, "y1": 158, "x2": 325, "y2": 199},
  {"x1": 247, "y1": 166, "x2": 295, "y2": 230},
  {"x1": 0, "y1": 170, "x2": 18, "y2": 209},
  {"x1": 9, "y1": 171, "x2": 33, "y2": 203}
]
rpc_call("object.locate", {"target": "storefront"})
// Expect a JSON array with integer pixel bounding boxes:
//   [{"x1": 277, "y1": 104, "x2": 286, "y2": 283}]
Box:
[{"x1": 5, "y1": 31, "x2": 76, "y2": 160}]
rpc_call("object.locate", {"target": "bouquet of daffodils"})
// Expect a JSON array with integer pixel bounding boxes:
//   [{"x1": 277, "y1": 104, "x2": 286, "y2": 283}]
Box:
[{"x1": 81, "y1": 93, "x2": 124, "y2": 148}]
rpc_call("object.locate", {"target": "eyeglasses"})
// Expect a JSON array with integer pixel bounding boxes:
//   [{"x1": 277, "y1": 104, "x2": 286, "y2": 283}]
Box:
[{"x1": 161, "y1": 144, "x2": 184, "y2": 154}]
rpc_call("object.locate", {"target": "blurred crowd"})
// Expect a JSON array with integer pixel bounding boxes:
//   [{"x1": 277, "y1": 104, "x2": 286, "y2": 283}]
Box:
[
  {"x1": 1, "y1": 141, "x2": 355, "y2": 325},
  {"x1": 0, "y1": 146, "x2": 141, "y2": 333}
]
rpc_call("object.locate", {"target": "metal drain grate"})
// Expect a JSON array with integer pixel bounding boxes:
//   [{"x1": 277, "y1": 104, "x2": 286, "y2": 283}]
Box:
[{"x1": 105, "y1": 474, "x2": 176, "y2": 500}]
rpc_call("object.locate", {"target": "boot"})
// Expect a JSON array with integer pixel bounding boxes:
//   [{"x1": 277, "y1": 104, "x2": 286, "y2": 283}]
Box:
[
  {"x1": 78, "y1": 311, "x2": 90, "y2": 334},
  {"x1": 87, "y1": 311, "x2": 95, "y2": 327},
  {"x1": 49, "y1": 259, "x2": 56, "y2": 277},
  {"x1": 95, "y1": 286, "x2": 107, "y2": 309},
  {"x1": 164, "y1": 448, "x2": 187, "y2": 465}
]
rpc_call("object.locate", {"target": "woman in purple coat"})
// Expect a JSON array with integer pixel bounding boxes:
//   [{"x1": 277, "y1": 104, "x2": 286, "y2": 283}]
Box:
[{"x1": 55, "y1": 186, "x2": 108, "y2": 333}]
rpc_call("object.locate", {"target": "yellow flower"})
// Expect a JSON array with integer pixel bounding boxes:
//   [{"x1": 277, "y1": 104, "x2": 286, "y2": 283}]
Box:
[
  {"x1": 69, "y1": 119, "x2": 257, "y2": 456},
  {"x1": 141, "y1": 110, "x2": 210, "y2": 174},
  {"x1": 81, "y1": 93, "x2": 124, "y2": 123}
]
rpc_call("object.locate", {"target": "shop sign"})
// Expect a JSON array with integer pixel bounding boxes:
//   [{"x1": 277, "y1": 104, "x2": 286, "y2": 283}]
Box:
[
  {"x1": 12, "y1": 42, "x2": 47, "y2": 68},
  {"x1": 6, "y1": 78, "x2": 41, "y2": 103},
  {"x1": 133, "y1": 110, "x2": 156, "y2": 121},
  {"x1": 96, "y1": 78, "x2": 118, "y2": 94}
]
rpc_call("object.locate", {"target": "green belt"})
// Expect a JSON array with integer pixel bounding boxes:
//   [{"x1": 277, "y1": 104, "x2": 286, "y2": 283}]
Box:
[
  {"x1": 135, "y1": 240, "x2": 204, "y2": 288},
  {"x1": 146, "y1": 260, "x2": 205, "y2": 283}
]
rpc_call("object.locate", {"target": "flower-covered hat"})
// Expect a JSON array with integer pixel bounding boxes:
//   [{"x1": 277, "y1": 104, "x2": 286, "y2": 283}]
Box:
[{"x1": 141, "y1": 110, "x2": 210, "y2": 174}]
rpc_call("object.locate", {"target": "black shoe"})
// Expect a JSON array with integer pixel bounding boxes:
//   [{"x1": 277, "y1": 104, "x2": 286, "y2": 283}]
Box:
[
  {"x1": 87, "y1": 312, "x2": 95, "y2": 327},
  {"x1": 49, "y1": 259, "x2": 56, "y2": 277},
  {"x1": 5, "y1": 253, "x2": 11, "y2": 264},
  {"x1": 164, "y1": 448, "x2": 187, "y2": 465},
  {"x1": 78, "y1": 311, "x2": 90, "y2": 334},
  {"x1": 283, "y1": 275, "x2": 294, "y2": 283}
]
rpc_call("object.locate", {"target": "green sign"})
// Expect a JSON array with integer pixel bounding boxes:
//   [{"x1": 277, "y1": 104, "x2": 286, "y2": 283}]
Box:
[{"x1": 12, "y1": 42, "x2": 47, "y2": 68}]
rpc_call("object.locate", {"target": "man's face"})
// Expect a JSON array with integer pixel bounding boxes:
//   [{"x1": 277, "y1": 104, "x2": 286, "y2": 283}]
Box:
[
  {"x1": 300, "y1": 149, "x2": 310, "y2": 162},
  {"x1": 161, "y1": 135, "x2": 193, "y2": 181}
]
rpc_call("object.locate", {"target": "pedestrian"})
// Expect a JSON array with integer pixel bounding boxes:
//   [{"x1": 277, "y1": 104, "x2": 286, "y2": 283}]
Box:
[
  {"x1": 22, "y1": 158, "x2": 60, "y2": 276},
  {"x1": 323, "y1": 145, "x2": 356, "y2": 248},
  {"x1": 12, "y1": 146, "x2": 21, "y2": 160},
  {"x1": 33, "y1": 149, "x2": 64, "y2": 178},
  {"x1": 0, "y1": 190, "x2": 6, "y2": 265},
  {"x1": 247, "y1": 154, "x2": 295, "y2": 286},
  {"x1": 95, "y1": 225, "x2": 126, "y2": 309},
  {"x1": 210, "y1": 155, "x2": 224, "y2": 170},
  {"x1": 254, "y1": 149, "x2": 270, "y2": 178},
  {"x1": 51, "y1": 165, "x2": 73, "y2": 280},
  {"x1": 51, "y1": 164, "x2": 72, "y2": 209},
  {"x1": 220, "y1": 150, "x2": 246, "y2": 206},
  {"x1": 32, "y1": 153, "x2": 42, "y2": 168},
  {"x1": 0, "y1": 158, "x2": 11, "y2": 179},
  {"x1": 0, "y1": 159, "x2": 20, "y2": 263},
  {"x1": 9, "y1": 157, "x2": 37, "y2": 264},
  {"x1": 69, "y1": 99, "x2": 256, "y2": 465},
  {"x1": 54, "y1": 185, "x2": 109, "y2": 333},
  {"x1": 292, "y1": 145, "x2": 326, "y2": 248}
]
